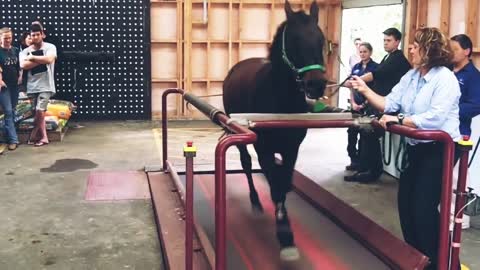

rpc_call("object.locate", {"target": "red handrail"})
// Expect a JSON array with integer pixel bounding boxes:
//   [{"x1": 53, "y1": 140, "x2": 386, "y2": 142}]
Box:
[
  {"x1": 371, "y1": 121, "x2": 455, "y2": 270},
  {"x1": 161, "y1": 88, "x2": 461, "y2": 270}
]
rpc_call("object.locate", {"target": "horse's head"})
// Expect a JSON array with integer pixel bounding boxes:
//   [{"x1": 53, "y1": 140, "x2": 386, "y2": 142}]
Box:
[{"x1": 281, "y1": 0, "x2": 327, "y2": 99}]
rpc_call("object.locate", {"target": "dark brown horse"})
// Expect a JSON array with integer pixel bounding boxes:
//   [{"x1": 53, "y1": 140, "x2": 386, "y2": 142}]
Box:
[{"x1": 222, "y1": 0, "x2": 327, "y2": 261}]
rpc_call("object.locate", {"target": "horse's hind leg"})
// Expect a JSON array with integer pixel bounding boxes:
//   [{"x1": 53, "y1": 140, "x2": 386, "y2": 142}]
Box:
[{"x1": 237, "y1": 145, "x2": 264, "y2": 213}]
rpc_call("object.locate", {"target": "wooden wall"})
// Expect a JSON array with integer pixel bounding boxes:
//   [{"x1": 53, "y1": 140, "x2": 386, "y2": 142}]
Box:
[
  {"x1": 150, "y1": 0, "x2": 341, "y2": 120},
  {"x1": 405, "y1": 0, "x2": 480, "y2": 64},
  {"x1": 151, "y1": 0, "x2": 480, "y2": 120}
]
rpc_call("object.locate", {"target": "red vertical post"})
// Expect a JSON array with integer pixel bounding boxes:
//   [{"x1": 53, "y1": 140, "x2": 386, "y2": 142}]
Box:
[
  {"x1": 162, "y1": 88, "x2": 184, "y2": 171},
  {"x1": 450, "y1": 136, "x2": 473, "y2": 269},
  {"x1": 184, "y1": 141, "x2": 196, "y2": 270},
  {"x1": 214, "y1": 138, "x2": 228, "y2": 270},
  {"x1": 213, "y1": 118, "x2": 257, "y2": 270},
  {"x1": 438, "y1": 140, "x2": 455, "y2": 270}
]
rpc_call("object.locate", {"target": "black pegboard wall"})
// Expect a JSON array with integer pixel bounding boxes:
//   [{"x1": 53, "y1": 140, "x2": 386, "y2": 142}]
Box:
[{"x1": 1, "y1": 0, "x2": 151, "y2": 120}]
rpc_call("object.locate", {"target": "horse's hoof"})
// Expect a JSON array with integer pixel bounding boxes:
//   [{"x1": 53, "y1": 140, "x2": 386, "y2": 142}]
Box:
[{"x1": 280, "y1": 246, "x2": 300, "y2": 261}]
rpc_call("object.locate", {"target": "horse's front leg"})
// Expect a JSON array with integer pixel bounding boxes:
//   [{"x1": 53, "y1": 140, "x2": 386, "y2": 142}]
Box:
[
  {"x1": 258, "y1": 150, "x2": 299, "y2": 261},
  {"x1": 275, "y1": 149, "x2": 300, "y2": 261}
]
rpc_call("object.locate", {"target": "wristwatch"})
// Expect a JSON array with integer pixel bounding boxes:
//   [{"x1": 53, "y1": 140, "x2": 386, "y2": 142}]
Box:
[{"x1": 397, "y1": 113, "x2": 405, "y2": 125}]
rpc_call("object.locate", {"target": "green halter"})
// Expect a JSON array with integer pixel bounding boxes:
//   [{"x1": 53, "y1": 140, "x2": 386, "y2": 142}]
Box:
[{"x1": 281, "y1": 25, "x2": 326, "y2": 76}]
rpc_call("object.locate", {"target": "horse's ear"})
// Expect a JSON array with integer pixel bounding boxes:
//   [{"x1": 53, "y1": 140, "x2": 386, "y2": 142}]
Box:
[
  {"x1": 285, "y1": 0, "x2": 294, "y2": 19},
  {"x1": 310, "y1": 1, "x2": 319, "y2": 22}
]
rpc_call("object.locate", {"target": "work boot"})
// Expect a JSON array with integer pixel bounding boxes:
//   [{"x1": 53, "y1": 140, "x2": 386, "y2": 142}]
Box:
[
  {"x1": 8, "y1": 144, "x2": 17, "y2": 151},
  {"x1": 0, "y1": 143, "x2": 6, "y2": 155},
  {"x1": 345, "y1": 161, "x2": 360, "y2": 171}
]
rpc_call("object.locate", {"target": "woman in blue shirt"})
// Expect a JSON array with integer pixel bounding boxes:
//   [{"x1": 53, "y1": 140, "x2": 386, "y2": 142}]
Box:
[
  {"x1": 350, "y1": 42, "x2": 379, "y2": 112},
  {"x1": 351, "y1": 27, "x2": 461, "y2": 270},
  {"x1": 346, "y1": 42, "x2": 378, "y2": 170}
]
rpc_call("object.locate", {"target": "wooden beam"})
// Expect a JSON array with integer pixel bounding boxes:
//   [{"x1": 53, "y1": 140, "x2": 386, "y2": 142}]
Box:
[
  {"x1": 439, "y1": 0, "x2": 450, "y2": 36},
  {"x1": 404, "y1": 0, "x2": 418, "y2": 60},
  {"x1": 184, "y1": 0, "x2": 192, "y2": 117},
  {"x1": 177, "y1": 1, "x2": 183, "y2": 117},
  {"x1": 228, "y1": 0, "x2": 232, "y2": 69},
  {"x1": 324, "y1": 2, "x2": 341, "y2": 106},
  {"x1": 416, "y1": 0, "x2": 427, "y2": 28},
  {"x1": 466, "y1": 0, "x2": 479, "y2": 44}
]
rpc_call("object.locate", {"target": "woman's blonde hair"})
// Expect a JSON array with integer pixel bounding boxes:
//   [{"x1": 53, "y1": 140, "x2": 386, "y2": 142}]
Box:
[{"x1": 414, "y1": 27, "x2": 452, "y2": 69}]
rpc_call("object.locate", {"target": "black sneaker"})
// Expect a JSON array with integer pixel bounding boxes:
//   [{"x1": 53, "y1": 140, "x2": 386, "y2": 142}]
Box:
[
  {"x1": 354, "y1": 171, "x2": 381, "y2": 184},
  {"x1": 345, "y1": 163, "x2": 360, "y2": 171},
  {"x1": 344, "y1": 174, "x2": 358, "y2": 182}
]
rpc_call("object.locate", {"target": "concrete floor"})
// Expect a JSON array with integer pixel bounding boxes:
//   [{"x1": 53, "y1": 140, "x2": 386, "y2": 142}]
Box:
[{"x1": 0, "y1": 120, "x2": 478, "y2": 269}]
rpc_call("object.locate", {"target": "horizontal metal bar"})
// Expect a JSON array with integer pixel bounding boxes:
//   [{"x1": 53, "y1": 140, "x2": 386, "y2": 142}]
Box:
[{"x1": 229, "y1": 112, "x2": 353, "y2": 122}]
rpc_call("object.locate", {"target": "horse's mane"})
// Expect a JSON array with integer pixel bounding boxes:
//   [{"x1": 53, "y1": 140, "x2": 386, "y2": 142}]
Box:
[
  {"x1": 268, "y1": 21, "x2": 287, "y2": 64},
  {"x1": 268, "y1": 11, "x2": 312, "y2": 70}
]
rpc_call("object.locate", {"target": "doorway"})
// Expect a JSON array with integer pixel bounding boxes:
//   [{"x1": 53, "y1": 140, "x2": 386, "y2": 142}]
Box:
[{"x1": 338, "y1": 4, "x2": 405, "y2": 109}]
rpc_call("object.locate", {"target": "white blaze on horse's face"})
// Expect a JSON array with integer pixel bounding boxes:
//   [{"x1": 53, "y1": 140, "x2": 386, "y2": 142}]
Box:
[{"x1": 284, "y1": 0, "x2": 327, "y2": 100}]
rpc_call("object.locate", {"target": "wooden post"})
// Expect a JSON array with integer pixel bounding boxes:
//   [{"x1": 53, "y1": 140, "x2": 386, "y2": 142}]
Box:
[
  {"x1": 404, "y1": 0, "x2": 418, "y2": 61},
  {"x1": 177, "y1": 0, "x2": 184, "y2": 116},
  {"x1": 184, "y1": 0, "x2": 192, "y2": 116},
  {"x1": 238, "y1": 2, "x2": 243, "y2": 61},
  {"x1": 416, "y1": 0, "x2": 427, "y2": 28},
  {"x1": 207, "y1": 0, "x2": 211, "y2": 95},
  {"x1": 228, "y1": 0, "x2": 233, "y2": 69},
  {"x1": 440, "y1": 0, "x2": 451, "y2": 36},
  {"x1": 466, "y1": 0, "x2": 478, "y2": 44}
]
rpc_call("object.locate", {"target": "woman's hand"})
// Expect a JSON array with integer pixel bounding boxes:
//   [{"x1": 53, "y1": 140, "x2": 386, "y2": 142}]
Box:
[
  {"x1": 349, "y1": 75, "x2": 369, "y2": 94},
  {"x1": 344, "y1": 80, "x2": 353, "y2": 88},
  {"x1": 378, "y1": 114, "x2": 399, "y2": 129}
]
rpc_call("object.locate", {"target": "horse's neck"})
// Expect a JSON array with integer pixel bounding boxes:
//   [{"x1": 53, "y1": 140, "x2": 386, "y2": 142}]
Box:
[{"x1": 269, "y1": 67, "x2": 307, "y2": 113}]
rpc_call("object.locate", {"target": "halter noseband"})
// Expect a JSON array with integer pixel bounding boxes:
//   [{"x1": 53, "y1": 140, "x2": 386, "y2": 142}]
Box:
[{"x1": 281, "y1": 25, "x2": 326, "y2": 77}]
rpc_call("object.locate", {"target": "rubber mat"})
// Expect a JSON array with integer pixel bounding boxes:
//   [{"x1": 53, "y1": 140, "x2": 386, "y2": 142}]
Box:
[
  {"x1": 182, "y1": 173, "x2": 390, "y2": 270},
  {"x1": 85, "y1": 171, "x2": 150, "y2": 201}
]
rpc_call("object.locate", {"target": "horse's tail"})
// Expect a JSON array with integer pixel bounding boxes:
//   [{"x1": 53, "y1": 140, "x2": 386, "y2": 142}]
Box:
[{"x1": 218, "y1": 128, "x2": 232, "y2": 142}]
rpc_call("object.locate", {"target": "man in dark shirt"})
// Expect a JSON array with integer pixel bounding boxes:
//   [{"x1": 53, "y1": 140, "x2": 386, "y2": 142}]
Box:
[
  {"x1": 0, "y1": 27, "x2": 20, "y2": 153},
  {"x1": 450, "y1": 34, "x2": 480, "y2": 137},
  {"x1": 345, "y1": 27, "x2": 412, "y2": 183},
  {"x1": 450, "y1": 35, "x2": 480, "y2": 233}
]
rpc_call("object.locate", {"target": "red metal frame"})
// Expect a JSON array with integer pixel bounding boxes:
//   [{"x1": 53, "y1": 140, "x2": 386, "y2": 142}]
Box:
[
  {"x1": 450, "y1": 144, "x2": 471, "y2": 269},
  {"x1": 185, "y1": 149, "x2": 194, "y2": 270},
  {"x1": 161, "y1": 88, "x2": 466, "y2": 270},
  {"x1": 372, "y1": 122, "x2": 456, "y2": 270}
]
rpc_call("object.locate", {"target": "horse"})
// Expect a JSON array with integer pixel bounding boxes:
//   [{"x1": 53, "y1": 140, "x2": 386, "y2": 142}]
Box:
[{"x1": 222, "y1": 0, "x2": 328, "y2": 261}]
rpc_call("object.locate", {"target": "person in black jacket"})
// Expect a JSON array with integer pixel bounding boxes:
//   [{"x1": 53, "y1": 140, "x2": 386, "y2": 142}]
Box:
[{"x1": 344, "y1": 27, "x2": 411, "y2": 183}]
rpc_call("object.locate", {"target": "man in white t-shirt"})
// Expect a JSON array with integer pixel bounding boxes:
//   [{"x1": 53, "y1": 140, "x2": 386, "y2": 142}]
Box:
[{"x1": 19, "y1": 24, "x2": 56, "y2": 147}]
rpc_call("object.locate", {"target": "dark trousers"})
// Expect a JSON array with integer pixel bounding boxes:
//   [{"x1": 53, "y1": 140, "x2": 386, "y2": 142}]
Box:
[
  {"x1": 357, "y1": 128, "x2": 384, "y2": 177},
  {"x1": 346, "y1": 126, "x2": 360, "y2": 163},
  {"x1": 398, "y1": 142, "x2": 444, "y2": 270}
]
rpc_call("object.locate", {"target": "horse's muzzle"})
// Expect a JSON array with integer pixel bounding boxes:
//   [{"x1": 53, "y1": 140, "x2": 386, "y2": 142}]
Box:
[{"x1": 298, "y1": 79, "x2": 327, "y2": 99}]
